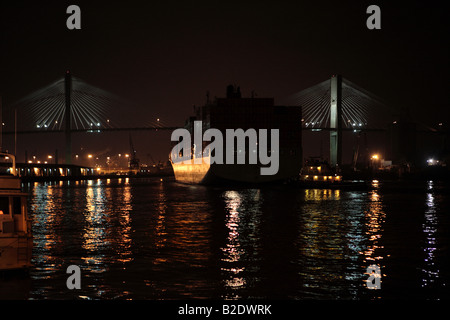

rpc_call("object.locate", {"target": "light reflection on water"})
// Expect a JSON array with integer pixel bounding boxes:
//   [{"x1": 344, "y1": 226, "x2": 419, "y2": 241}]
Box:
[
  {"x1": 2, "y1": 178, "x2": 448, "y2": 299},
  {"x1": 422, "y1": 181, "x2": 439, "y2": 287}
]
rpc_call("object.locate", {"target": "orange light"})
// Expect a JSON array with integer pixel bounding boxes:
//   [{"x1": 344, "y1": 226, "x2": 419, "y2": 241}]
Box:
[{"x1": 371, "y1": 154, "x2": 379, "y2": 160}]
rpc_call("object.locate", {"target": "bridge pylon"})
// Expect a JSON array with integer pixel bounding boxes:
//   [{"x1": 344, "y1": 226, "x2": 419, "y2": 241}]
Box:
[
  {"x1": 65, "y1": 70, "x2": 72, "y2": 165},
  {"x1": 330, "y1": 74, "x2": 342, "y2": 168}
]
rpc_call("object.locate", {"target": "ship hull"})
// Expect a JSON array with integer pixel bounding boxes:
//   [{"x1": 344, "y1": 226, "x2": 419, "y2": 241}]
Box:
[{"x1": 171, "y1": 155, "x2": 301, "y2": 185}]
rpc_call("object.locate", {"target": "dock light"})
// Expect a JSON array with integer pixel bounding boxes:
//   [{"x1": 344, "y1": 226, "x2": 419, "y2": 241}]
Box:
[
  {"x1": 371, "y1": 154, "x2": 379, "y2": 160},
  {"x1": 88, "y1": 154, "x2": 93, "y2": 159},
  {"x1": 48, "y1": 155, "x2": 52, "y2": 159},
  {"x1": 28, "y1": 160, "x2": 32, "y2": 164},
  {"x1": 125, "y1": 154, "x2": 129, "y2": 158},
  {"x1": 313, "y1": 175, "x2": 318, "y2": 181}
]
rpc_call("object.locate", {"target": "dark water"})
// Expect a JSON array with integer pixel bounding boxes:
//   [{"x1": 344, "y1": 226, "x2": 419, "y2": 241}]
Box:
[{"x1": 1, "y1": 178, "x2": 449, "y2": 300}]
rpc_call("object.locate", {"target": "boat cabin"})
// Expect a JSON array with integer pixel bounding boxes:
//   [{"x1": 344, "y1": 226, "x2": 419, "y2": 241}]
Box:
[{"x1": 0, "y1": 176, "x2": 30, "y2": 236}]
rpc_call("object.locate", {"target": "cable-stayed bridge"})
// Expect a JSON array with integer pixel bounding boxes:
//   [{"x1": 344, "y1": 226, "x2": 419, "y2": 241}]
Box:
[
  {"x1": 3, "y1": 72, "x2": 176, "y2": 134},
  {"x1": 280, "y1": 75, "x2": 393, "y2": 132},
  {"x1": 1, "y1": 72, "x2": 440, "y2": 166}
]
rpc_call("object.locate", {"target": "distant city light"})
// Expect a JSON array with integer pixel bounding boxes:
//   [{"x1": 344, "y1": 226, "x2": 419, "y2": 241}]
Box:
[
  {"x1": 371, "y1": 154, "x2": 379, "y2": 160},
  {"x1": 427, "y1": 158, "x2": 439, "y2": 166},
  {"x1": 88, "y1": 154, "x2": 93, "y2": 158}
]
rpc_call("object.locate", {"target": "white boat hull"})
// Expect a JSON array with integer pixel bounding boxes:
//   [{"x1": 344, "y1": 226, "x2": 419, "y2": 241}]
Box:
[{"x1": 0, "y1": 235, "x2": 33, "y2": 271}]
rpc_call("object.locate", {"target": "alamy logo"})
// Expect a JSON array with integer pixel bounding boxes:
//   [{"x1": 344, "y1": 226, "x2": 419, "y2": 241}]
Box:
[
  {"x1": 366, "y1": 5, "x2": 381, "y2": 30},
  {"x1": 170, "y1": 121, "x2": 279, "y2": 175},
  {"x1": 366, "y1": 264, "x2": 381, "y2": 289},
  {"x1": 66, "y1": 5, "x2": 81, "y2": 30},
  {"x1": 66, "y1": 265, "x2": 81, "y2": 289}
]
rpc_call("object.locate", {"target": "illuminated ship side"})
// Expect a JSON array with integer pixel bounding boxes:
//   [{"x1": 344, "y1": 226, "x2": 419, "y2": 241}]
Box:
[
  {"x1": 170, "y1": 85, "x2": 302, "y2": 185},
  {"x1": 0, "y1": 153, "x2": 33, "y2": 271}
]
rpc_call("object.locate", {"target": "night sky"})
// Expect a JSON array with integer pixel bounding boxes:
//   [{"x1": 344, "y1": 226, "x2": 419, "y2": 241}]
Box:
[{"x1": 0, "y1": 1, "x2": 449, "y2": 163}]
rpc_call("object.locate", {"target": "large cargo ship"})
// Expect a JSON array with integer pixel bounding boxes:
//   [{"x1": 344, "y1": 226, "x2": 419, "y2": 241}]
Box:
[{"x1": 170, "y1": 85, "x2": 302, "y2": 184}]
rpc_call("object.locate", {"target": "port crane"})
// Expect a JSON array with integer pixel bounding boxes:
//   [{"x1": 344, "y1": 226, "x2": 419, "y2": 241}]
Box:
[{"x1": 128, "y1": 134, "x2": 140, "y2": 170}]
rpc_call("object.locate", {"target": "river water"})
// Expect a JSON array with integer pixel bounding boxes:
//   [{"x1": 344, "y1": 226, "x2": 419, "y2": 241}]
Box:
[{"x1": 1, "y1": 178, "x2": 449, "y2": 300}]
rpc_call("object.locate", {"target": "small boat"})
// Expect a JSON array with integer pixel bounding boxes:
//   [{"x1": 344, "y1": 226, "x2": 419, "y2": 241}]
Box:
[
  {"x1": 299, "y1": 157, "x2": 342, "y2": 184},
  {"x1": 293, "y1": 157, "x2": 370, "y2": 190},
  {"x1": 0, "y1": 152, "x2": 33, "y2": 272}
]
